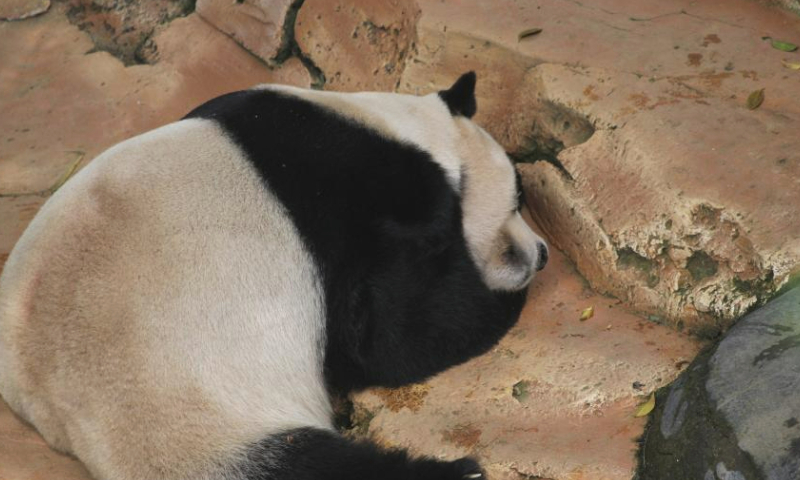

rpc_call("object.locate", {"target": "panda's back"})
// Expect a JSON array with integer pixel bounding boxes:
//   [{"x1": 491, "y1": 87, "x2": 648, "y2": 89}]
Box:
[{"x1": 0, "y1": 118, "x2": 332, "y2": 480}]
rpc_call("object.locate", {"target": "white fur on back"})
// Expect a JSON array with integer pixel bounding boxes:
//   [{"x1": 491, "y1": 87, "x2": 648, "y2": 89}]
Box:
[{"x1": 0, "y1": 119, "x2": 331, "y2": 480}]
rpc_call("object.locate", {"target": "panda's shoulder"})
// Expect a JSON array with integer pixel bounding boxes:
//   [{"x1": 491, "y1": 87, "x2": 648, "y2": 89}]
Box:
[{"x1": 184, "y1": 86, "x2": 459, "y2": 249}]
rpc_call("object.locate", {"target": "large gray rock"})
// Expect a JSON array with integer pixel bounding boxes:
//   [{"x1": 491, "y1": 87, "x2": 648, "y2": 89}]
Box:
[{"x1": 638, "y1": 284, "x2": 800, "y2": 479}]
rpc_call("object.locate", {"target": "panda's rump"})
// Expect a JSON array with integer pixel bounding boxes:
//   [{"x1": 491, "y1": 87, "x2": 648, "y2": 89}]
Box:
[{"x1": 0, "y1": 119, "x2": 332, "y2": 479}]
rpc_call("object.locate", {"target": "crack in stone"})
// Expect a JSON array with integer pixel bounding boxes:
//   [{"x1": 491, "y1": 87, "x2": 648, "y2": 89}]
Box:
[
  {"x1": 561, "y1": 0, "x2": 749, "y2": 30},
  {"x1": 508, "y1": 464, "x2": 551, "y2": 480},
  {"x1": 273, "y1": 0, "x2": 326, "y2": 89},
  {"x1": 507, "y1": 99, "x2": 594, "y2": 181}
]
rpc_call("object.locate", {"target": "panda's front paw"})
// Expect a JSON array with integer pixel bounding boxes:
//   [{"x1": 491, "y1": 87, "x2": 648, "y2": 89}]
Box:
[{"x1": 450, "y1": 457, "x2": 485, "y2": 480}]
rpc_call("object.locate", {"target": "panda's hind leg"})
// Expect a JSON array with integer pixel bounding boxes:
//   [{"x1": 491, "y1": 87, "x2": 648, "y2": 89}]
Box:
[{"x1": 242, "y1": 428, "x2": 483, "y2": 480}]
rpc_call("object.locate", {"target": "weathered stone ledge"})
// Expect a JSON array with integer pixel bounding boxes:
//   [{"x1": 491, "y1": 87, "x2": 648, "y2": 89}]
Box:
[{"x1": 195, "y1": 0, "x2": 800, "y2": 336}]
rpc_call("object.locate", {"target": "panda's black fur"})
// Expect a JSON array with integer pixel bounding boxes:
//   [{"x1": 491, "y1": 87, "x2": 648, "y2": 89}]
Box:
[{"x1": 185, "y1": 88, "x2": 527, "y2": 395}]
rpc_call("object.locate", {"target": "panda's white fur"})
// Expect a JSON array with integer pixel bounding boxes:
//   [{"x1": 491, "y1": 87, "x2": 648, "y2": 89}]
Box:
[
  {"x1": 0, "y1": 119, "x2": 332, "y2": 480},
  {"x1": 0, "y1": 74, "x2": 547, "y2": 480}
]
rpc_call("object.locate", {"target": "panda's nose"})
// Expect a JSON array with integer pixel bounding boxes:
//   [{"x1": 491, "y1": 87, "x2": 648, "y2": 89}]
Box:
[{"x1": 535, "y1": 241, "x2": 548, "y2": 271}]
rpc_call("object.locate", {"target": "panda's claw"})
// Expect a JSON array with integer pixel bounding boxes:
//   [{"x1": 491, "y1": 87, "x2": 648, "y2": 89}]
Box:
[{"x1": 463, "y1": 473, "x2": 483, "y2": 479}]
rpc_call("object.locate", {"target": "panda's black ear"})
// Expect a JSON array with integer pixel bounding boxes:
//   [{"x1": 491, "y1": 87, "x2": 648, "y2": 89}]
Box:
[{"x1": 439, "y1": 72, "x2": 477, "y2": 118}]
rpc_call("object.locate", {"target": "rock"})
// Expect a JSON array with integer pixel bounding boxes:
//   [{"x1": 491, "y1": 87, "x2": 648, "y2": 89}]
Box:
[
  {"x1": 343, "y1": 212, "x2": 701, "y2": 480},
  {"x1": 295, "y1": 0, "x2": 420, "y2": 91},
  {"x1": 761, "y1": 0, "x2": 800, "y2": 16},
  {"x1": 0, "y1": 8, "x2": 309, "y2": 290},
  {"x1": 0, "y1": 0, "x2": 49, "y2": 21},
  {"x1": 196, "y1": 0, "x2": 295, "y2": 64},
  {"x1": 60, "y1": 0, "x2": 195, "y2": 65},
  {"x1": 396, "y1": 0, "x2": 800, "y2": 334},
  {"x1": 638, "y1": 285, "x2": 800, "y2": 480}
]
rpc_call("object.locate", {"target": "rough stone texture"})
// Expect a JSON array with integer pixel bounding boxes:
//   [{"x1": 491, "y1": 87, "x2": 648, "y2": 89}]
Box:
[
  {"x1": 0, "y1": 4, "x2": 309, "y2": 273},
  {"x1": 295, "y1": 0, "x2": 420, "y2": 91},
  {"x1": 345, "y1": 211, "x2": 700, "y2": 480},
  {"x1": 758, "y1": 0, "x2": 800, "y2": 16},
  {"x1": 638, "y1": 285, "x2": 800, "y2": 480},
  {"x1": 196, "y1": 0, "x2": 294, "y2": 65},
  {"x1": 0, "y1": 0, "x2": 50, "y2": 21},
  {"x1": 397, "y1": 0, "x2": 800, "y2": 335},
  {"x1": 58, "y1": 0, "x2": 196, "y2": 65}
]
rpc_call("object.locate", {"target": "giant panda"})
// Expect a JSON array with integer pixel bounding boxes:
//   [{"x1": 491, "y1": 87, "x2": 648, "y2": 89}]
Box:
[{"x1": 0, "y1": 72, "x2": 548, "y2": 480}]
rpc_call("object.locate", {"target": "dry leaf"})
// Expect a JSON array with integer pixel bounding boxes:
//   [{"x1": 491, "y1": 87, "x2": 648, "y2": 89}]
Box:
[
  {"x1": 771, "y1": 39, "x2": 798, "y2": 52},
  {"x1": 48, "y1": 151, "x2": 85, "y2": 195},
  {"x1": 634, "y1": 394, "x2": 656, "y2": 417},
  {"x1": 518, "y1": 28, "x2": 543, "y2": 41},
  {"x1": 782, "y1": 60, "x2": 800, "y2": 70},
  {"x1": 746, "y1": 88, "x2": 765, "y2": 110},
  {"x1": 579, "y1": 306, "x2": 594, "y2": 321}
]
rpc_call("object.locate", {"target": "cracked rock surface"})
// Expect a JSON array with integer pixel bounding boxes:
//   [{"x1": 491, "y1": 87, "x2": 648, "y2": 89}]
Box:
[
  {"x1": 196, "y1": 0, "x2": 296, "y2": 65},
  {"x1": 295, "y1": 0, "x2": 420, "y2": 91},
  {"x1": 0, "y1": 3, "x2": 309, "y2": 271},
  {"x1": 395, "y1": 0, "x2": 800, "y2": 336}
]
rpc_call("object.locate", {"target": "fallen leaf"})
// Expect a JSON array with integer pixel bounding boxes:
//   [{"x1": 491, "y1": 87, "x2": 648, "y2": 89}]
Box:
[
  {"x1": 771, "y1": 39, "x2": 798, "y2": 52},
  {"x1": 48, "y1": 151, "x2": 85, "y2": 195},
  {"x1": 782, "y1": 60, "x2": 800, "y2": 70},
  {"x1": 518, "y1": 27, "x2": 543, "y2": 41},
  {"x1": 579, "y1": 306, "x2": 594, "y2": 321},
  {"x1": 634, "y1": 393, "x2": 656, "y2": 417},
  {"x1": 746, "y1": 88, "x2": 765, "y2": 110}
]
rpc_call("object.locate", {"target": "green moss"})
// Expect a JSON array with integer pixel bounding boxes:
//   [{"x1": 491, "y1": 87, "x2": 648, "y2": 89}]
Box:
[
  {"x1": 616, "y1": 247, "x2": 660, "y2": 287},
  {"x1": 686, "y1": 251, "x2": 718, "y2": 282}
]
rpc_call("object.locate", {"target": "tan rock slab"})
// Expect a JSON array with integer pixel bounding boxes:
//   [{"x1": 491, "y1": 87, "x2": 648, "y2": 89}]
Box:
[
  {"x1": 196, "y1": 0, "x2": 294, "y2": 64},
  {"x1": 59, "y1": 0, "x2": 194, "y2": 65},
  {"x1": 398, "y1": 0, "x2": 800, "y2": 333},
  {"x1": 0, "y1": 0, "x2": 49, "y2": 21},
  {"x1": 0, "y1": 6, "x2": 309, "y2": 262},
  {"x1": 295, "y1": 0, "x2": 420, "y2": 91}
]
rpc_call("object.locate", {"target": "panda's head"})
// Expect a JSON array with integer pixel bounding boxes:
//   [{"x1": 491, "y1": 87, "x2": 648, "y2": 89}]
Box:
[
  {"x1": 437, "y1": 72, "x2": 548, "y2": 292},
  {"x1": 267, "y1": 73, "x2": 548, "y2": 292}
]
